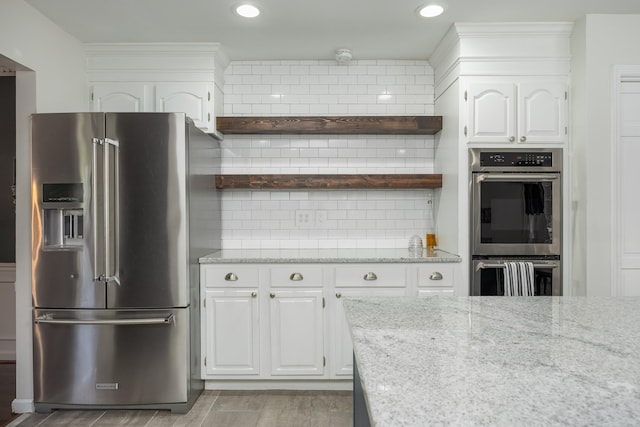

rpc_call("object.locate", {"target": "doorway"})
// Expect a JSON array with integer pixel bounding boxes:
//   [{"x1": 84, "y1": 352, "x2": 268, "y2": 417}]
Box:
[{"x1": 612, "y1": 66, "x2": 640, "y2": 296}]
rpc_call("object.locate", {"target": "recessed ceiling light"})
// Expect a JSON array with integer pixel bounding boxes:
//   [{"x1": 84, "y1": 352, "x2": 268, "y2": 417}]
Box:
[
  {"x1": 418, "y1": 4, "x2": 444, "y2": 18},
  {"x1": 236, "y1": 4, "x2": 260, "y2": 18}
]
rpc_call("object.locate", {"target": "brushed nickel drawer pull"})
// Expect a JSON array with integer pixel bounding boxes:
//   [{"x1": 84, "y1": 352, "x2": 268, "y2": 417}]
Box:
[
  {"x1": 290, "y1": 272, "x2": 304, "y2": 281},
  {"x1": 364, "y1": 272, "x2": 377, "y2": 281},
  {"x1": 429, "y1": 272, "x2": 443, "y2": 281},
  {"x1": 251, "y1": 292, "x2": 257, "y2": 298},
  {"x1": 336, "y1": 292, "x2": 342, "y2": 298},
  {"x1": 270, "y1": 292, "x2": 276, "y2": 299},
  {"x1": 224, "y1": 272, "x2": 238, "y2": 281}
]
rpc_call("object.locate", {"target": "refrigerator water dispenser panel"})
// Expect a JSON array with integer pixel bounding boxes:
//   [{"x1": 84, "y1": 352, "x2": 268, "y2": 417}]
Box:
[{"x1": 42, "y1": 183, "x2": 84, "y2": 249}]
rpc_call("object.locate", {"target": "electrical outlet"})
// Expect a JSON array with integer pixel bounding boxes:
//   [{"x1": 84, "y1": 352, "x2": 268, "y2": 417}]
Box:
[
  {"x1": 295, "y1": 210, "x2": 315, "y2": 227},
  {"x1": 316, "y1": 210, "x2": 327, "y2": 228}
]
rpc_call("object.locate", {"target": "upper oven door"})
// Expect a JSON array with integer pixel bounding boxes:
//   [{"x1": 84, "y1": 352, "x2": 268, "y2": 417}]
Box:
[{"x1": 471, "y1": 172, "x2": 561, "y2": 256}]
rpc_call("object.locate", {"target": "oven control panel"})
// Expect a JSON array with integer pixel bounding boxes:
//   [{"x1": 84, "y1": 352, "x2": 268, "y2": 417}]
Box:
[{"x1": 480, "y1": 152, "x2": 553, "y2": 167}]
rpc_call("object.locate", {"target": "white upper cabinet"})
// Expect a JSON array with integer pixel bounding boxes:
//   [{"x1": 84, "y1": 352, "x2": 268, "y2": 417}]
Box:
[
  {"x1": 85, "y1": 43, "x2": 228, "y2": 134},
  {"x1": 90, "y1": 83, "x2": 150, "y2": 113},
  {"x1": 155, "y1": 83, "x2": 213, "y2": 131},
  {"x1": 466, "y1": 78, "x2": 568, "y2": 144}
]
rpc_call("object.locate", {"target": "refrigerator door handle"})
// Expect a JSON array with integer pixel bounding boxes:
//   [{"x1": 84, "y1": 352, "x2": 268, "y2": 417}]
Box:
[
  {"x1": 35, "y1": 313, "x2": 175, "y2": 325},
  {"x1": 91, "y1": 138, "x2": 105, "y2": 283},
  {"x1": 104, "y1": 137, "x2": 120, "y2": 288}
]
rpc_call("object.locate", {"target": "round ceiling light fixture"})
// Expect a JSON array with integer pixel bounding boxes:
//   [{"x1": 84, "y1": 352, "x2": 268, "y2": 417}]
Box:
[
  {"x1": 417, "y1": 4, "x2": 444, "y2": 18},
  {"x1": 236, "y1": 4, "x2": 260, "y2": 18}
]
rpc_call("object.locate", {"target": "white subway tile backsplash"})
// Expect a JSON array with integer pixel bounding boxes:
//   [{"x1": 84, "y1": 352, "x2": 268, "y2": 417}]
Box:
[{"x1": 221, "y1": 59, "x2": 436, "y2": 249}]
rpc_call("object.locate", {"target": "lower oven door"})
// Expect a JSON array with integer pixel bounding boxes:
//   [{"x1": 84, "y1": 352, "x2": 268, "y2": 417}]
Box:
[
  {"x1": 33, "y1": 308, "x2": 188, "y2": 409},
  {"x1": 471, "y1": 259, "x2": 561, "y2": 296}
]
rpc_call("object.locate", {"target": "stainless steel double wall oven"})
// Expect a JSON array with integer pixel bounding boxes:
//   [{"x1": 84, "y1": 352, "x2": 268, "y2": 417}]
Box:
[{"x1": 469, "y1": 148, "x2": 562, "y2": 296}]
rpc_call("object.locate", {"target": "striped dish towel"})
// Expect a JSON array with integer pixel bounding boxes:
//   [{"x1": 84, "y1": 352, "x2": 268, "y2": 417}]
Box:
[{"x1": 503, "y1": 262, "x2": 535, "y2": 296}]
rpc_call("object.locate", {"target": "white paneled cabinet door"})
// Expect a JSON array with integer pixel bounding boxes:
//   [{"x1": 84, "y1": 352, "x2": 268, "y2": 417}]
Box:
[
  {"x1": 617, "y1": 80, "x2": 640, "y2": 295},
  {"x1": 204, "y1": 289, "x2": 259, "y2": 375},
  {"x1": 518, "y1": 82, "x2": 567, "y2": 144},
  {"x1": 333, "y1": 288, "x2": 405, "y2": 377},
  {"x1": 155, "y1": 83, "x2": 213, "y2": 132},
  {"x1": 466, "y1": 83, "x2": 515, "y2": 143},
  {"x1": 91, "y1": 83, "x2": 149, "y2": 112},
  {"x1": 269, "y1": 289, "x2": 324, "y2": 376}
]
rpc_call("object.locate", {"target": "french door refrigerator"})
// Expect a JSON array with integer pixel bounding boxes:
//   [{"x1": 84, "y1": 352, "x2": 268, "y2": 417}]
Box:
[{"x1": 30, "y1": 112, "x2": 221, "y2": 413}]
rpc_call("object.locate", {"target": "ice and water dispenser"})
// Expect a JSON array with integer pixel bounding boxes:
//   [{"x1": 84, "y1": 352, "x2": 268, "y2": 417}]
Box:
[{"x1": 42, "y1": 183, "x2": 84, "y2": 249}]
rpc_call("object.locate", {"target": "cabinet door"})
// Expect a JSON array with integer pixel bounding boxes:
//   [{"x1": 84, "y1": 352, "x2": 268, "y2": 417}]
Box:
[
  {"x1": 269, "y1": 289, "x2": 324, "y2": 376},
  {"x1": 333, "y1": 288, "x2": 405, "y2": 377},
  {"x1": 155, "y1": 83, "x2": 213, "y2": 132},
  {"x1": 466, "y1": 83, "x2": 516, "y2": 143},
  {"x1": 91, "y1": 83, "x2": 149, "y2": 112},
  {"x1": 517, "y1": 82, "x2": 567, "y2": 144},
  {"x1": 204, "y1": 289, "x2": 259, "y2": 376}
]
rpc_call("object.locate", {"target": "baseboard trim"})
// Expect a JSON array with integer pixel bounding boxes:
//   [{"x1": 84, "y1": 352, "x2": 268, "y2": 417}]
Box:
[
  {"x1": 11, "y1": 398, "x2": 34, "y2": 414},
  {"x1": 205, "y1": 380, "x2": 352, "y2": 391}
]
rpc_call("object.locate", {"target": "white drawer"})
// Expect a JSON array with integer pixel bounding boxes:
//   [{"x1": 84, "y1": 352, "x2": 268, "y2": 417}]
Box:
[
  {"x1": 418, "y1": 288, "x2": 454, "y2": 296},
  {"x1": 418, "y1": 264, "x2": 454, "y2": 287},
  {"x1": 201, "y1": 265, "x2": 259, "y2": 288},
  {"x1": 270, "y1": 265, "x2": 323, "y2": 287},
  {"x1": 335, "y1": 264, "x2": 406, "y2": 287}
]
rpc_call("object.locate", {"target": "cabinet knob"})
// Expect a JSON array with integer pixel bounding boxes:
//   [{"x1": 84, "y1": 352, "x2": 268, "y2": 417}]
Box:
[
  {"x1": 336, "y1": 292, "x2": 342, "y2": 298},
  {"x1": 509, "y1": 136, "x2": 515, "y2": 142},
  {"x1": 251, "y1": 292, "x2": 257, "y2": 298},
  {"x1": 429, "y1": 272, "x2": 443, "y2": 281},
  {"x1": 363, "y1": 272, "x2": 378, "y2": 281},
  {"x1": 289, "y1": 272, "x2": 304, "y2": 281},
  {"x1": 520, "y1": 136, "x2": 527, "y2": 142},
  {"x1": 270, "y1": 292, "x2": 276, "y2": 299},
  {"x1": 224, "y1": 272, "x2": 238, "y2": 281}
]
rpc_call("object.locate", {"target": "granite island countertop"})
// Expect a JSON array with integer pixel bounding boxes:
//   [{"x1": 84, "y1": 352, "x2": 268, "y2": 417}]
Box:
[
  {"x1": 199, "y1": 248, "x2": 460, "y2": 264},
  {"x1": 344, "y1": 296, "x2": 640, "y2": 426}
]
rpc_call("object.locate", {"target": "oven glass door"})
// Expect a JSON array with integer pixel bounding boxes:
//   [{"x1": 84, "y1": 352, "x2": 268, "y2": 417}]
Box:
[
  {"x1": 472, "y1": 172, "x2": 561, "y2": 256},
  {"x1": 472, "y1": 259, "x2": 561, "y2": 296}
]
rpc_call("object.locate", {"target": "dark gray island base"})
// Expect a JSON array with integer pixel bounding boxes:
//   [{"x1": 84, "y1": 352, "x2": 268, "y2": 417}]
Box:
[{"x1": 344, "y1": 296, "x2": 640, "y2": 426}]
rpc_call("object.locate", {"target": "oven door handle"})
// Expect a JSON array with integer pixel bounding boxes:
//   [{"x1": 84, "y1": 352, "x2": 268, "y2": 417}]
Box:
[
  {"x1": 476, "y1": 262, "x2": 559, "y2": 271},
  {"x1": 476, "y1": 174, "x2": 559, "y2": 182}
]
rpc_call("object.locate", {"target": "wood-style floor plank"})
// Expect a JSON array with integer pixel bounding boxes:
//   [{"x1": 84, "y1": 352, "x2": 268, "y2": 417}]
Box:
[{"x1": 9, "y1": 389, "x2": 352, "y2": 427}]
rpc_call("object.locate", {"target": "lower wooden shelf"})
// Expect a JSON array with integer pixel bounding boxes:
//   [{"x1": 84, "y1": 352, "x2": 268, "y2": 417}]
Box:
[{"x1": 215, "y1": 174, "x2": 442, "y2": 189}]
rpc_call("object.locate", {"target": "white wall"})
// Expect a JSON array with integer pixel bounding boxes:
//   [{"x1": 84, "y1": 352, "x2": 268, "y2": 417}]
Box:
[
  {"x1": 572, "y1": 14, "x2": 640, "y2": 295},
  {"x1": 570, "y1": 18, "x2": 587, "y2": 296},
  {"x1": 221, "y1": 60, "x2": 438, "y2": 250},
  {"x1": 0, "y1": 0, "x2": 86, "y2": 413}
]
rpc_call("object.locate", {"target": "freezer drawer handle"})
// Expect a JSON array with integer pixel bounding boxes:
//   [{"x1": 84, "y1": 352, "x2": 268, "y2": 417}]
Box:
[{"x1": 35, "y1": 313, "x2": 175, "y2": 325}]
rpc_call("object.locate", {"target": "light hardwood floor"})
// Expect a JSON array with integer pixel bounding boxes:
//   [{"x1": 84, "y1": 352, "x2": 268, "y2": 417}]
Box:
[{"x1": 10, "y1": 390, "x2": 353, "y2": 427}]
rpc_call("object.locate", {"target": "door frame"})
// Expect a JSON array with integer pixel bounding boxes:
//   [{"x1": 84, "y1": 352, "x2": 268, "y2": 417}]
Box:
[{"x1": 611, "y1": 65, "x2": 640, "y2": 296}]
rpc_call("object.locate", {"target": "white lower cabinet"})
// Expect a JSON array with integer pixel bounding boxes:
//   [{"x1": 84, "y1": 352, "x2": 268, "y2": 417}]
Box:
[
  {"x1": 416, "y1": 264, "x2": 455, "y2": 296},
  {"x1": 201, "y1": 262, "x2": 457, "y2": 383},
  {"x1": 204, "y1": 289, "x2": 260, "y2": 375},
  {"x1": 332, "y1": 288, "x2": 406, "y2": 377},
  {"x1": 269, "y1": 289, "x2": 325, "y2": 376}
]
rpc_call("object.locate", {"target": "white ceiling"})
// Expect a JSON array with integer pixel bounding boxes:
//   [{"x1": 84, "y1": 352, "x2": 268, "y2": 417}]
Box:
[{"x1": 23, "y1": 0, "x2": 640, "y2": 61}]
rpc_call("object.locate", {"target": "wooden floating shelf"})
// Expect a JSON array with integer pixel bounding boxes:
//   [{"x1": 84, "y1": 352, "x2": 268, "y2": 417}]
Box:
[
  {"x1": 215, "y1": 174, "x2": 442, "y2": 190},
  {"x1": 216, "y1": 116, "x2": 442, "y2": 135}
]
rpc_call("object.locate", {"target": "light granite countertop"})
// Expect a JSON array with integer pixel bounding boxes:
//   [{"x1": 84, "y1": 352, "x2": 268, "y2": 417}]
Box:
[
  {"x1": 344, "y1": 296, "x2": 640, "y2": 426},
  {"x1": 199, "y1": 248, "x2": 461, "y2": 264}
]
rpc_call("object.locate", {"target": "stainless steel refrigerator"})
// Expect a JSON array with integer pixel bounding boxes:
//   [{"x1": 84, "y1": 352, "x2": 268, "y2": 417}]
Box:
[{"x1": 30, "y1": 112, "x2": 221, "y2": 413}]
